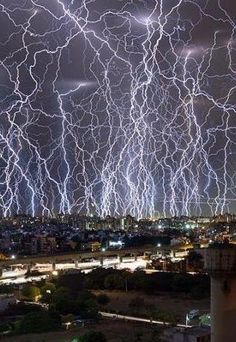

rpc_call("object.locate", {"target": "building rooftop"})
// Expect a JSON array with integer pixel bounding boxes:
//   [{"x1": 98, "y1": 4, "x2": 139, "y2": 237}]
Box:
[{"x1": 182, "y1": 326, "x2": 210, "y2": 337}]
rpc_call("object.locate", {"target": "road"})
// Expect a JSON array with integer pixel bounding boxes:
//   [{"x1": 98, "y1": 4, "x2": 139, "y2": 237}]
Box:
[
  {"x1": 0, "y1": 256, "x2": 148, "y2": 284},
  {"x1": 99, "y1": 311, "x2": 191, "y2": 328},
  {"x1": 0, "y1": 246, "x2": 155, "y2": 267},
  {"x1": 0, "y1": 244, "x2": 192, "y2": 267}
]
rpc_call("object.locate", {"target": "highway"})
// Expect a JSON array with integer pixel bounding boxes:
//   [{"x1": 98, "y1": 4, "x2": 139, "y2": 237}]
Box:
[
  {"x1": 0, "y1": 244, "x2": 193, "y2": 284},
  {"x1": 0, "y1": 256, "x2": 148, "y2": 284},
  {"x1": 0, "y1": 246, "x2": 156, "y2": 267},
  {"x1": 0, "y1": 244, "x2": 192, "y2": 267}
]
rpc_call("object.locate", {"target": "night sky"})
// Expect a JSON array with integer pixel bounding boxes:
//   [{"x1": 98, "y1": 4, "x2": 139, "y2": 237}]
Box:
[{"x1": 0, "y1": 0, "x2": 236, "y2": 218}]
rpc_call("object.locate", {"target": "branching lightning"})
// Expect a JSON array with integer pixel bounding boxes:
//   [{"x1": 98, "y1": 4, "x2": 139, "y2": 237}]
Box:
[{"x1": 0, "y1": 0, "x2": 236, "y2": 218}]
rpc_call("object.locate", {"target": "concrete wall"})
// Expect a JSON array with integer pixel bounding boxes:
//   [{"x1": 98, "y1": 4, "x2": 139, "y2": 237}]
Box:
[{"x1": 211, "y1": 276, "x2": 236, "y2": 342}]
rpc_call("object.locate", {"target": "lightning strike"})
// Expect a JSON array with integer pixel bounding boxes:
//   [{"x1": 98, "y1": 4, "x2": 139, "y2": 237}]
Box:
[{"x1": 0, "y1": 0, "x2": 235, "y2": 219}]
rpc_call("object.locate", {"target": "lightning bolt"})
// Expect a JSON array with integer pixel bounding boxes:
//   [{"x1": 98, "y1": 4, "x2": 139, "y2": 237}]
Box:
[{"x1": 0, "y1": 0, "x2": 235, "y2": 219}]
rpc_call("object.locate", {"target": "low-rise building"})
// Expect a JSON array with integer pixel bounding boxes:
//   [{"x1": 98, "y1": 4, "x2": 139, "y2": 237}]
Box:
[{"x1": 162, "y1": 326, "x2": 210, "y2": 342}]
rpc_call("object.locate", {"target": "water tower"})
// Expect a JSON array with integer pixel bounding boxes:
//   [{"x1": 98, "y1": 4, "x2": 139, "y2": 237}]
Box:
[{"x1": 203, "y1": 244, "x2": 236, "y2": 342}]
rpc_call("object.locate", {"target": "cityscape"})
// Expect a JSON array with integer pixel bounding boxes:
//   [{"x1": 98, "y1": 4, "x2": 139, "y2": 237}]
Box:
[
  {"x1": 0, "y1": 212, "x2": 235, "y2": 258},
  {"x1": 0, "y1": 0, "x2": 236, "y2": 342},
  {"x1": 0, "y1": 212, "x2": 235, "y2": 341}
]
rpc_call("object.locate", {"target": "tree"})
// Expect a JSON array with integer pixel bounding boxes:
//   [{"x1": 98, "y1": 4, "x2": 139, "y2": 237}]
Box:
[
  {"x1": 40, "y1": 282, "x2": 56, "y2": 303},
  {"x1": 0, "y1": 323, "x2": 11, "y2": 333},
  {"x1": 77, "y1": 298, "x2": 99, "y2": 319},
  {"x1": 16, "y1": 311, "x2": 61, "y2": 334},
  {"x1": 21, "y1": 284, "x2": 41, "y2": 301},
  {"x1": 0, "y1": 284, "x2": 13, "y2": 294},
  {"x1": 78, "y1": 290, "x2": 96, "y2": 301},
  {"x1": 85, "y1": 268, "x2": 115, "y2": 289},
  {"x1": 70, "y1": 291, "x2": 99, "y2": 319},
  {"x1": 104, "y1": 274, "x2": 124, "y2": 290},
  {"x1": 56, "y1": 273, "x2": 85, "y2": 294},
  {"x1": 51, "y1": 287, "x2": 74, "y2": 314},
  {"x1": 4, "y1": 302, "x2": 43, "y2": 316},
  {"x1": 61, "y1": 313, "x2": 75, "y2": 324}
]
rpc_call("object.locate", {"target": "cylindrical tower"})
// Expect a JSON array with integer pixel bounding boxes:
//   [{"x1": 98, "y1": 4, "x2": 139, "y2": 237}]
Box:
[{"x1": 204, "y1": 244, "x2": 236, "y2": 342}]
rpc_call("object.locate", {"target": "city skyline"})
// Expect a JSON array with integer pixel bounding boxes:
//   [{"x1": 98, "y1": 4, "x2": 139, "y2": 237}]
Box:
[{"x1": 0, "y1": 0, "x2": 236, "y2": 218}]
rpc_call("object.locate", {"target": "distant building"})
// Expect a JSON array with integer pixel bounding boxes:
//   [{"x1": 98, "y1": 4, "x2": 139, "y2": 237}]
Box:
[
  {"x1": 22, "y1": 235, "x2": 57, "y2": 254},
  {"x1": 23, "y1": 236, "x2": 39, "y2": 254},
  {"x1": 76, "y1": 215, "x2": 87, "y2": 230},
  {"x1": 157, "y1": 218, "x2": 172, "y2": 229},
  {"x1": 170, "y1": 237, "x2": 184, "y2": 246},
  {"x1": 39, "y1": 236, "x2": 57, "y2": 254},
  {"x1": 184, "y1": 220, "x2": 198, "y2": 229},
  {"x1": 120, "y1": 215, "x2": 136, "y2": 230},
  {"x1": 213, "y1": 213, "x2": 236, "y2": 224},
  {"x1": 197, "y1": 217, "x2": 211, "y2": 224},
  {"x1": 91, "y1": 241, "x2": 101, "y2": 252}
]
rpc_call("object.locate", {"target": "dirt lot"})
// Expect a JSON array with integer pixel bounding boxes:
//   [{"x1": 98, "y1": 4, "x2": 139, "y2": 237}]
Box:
[
  {"x1": 0, "y1": 321, "x2": 163, "y2": 342},
  {"x1": 0, "y1": 291, "x2": 209, "y2": 341},
  {"x1": 94, "y1": 290, "x2": 210, "y2": 323}
]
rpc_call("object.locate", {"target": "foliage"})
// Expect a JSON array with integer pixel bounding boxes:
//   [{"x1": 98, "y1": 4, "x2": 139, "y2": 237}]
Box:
[
  {"x1": 84, "y1": 268, "x2": 116, "y2": 289},
  {"x1": 15, "y1": 310, "x2": 61, "y2": 334},
  {"x1": 56, "y1": 273, "x2": 85, "y2": 294},
  {"x1": 61, "y1": 313, "x2": 75, "y2": 323},
  {"x1": 40, "y1": 282, "x2": 56, "y2": 303},
  {"x1": 0, "y1": 323, "x2": 11, "y2": 333},
  {"x1": 3, "y1": 302, "x2": 43, "y2": 316},
  {"x1": 21, "y1": 284, "x2": 41, "y2": 301},
  {"x1": 0, "y1": 284, "x2": 14, "y2": 294},
  {"x1": 145, "y1": 304, "x2": 177, "y2": 324},
  {"x1": 84, "y1": 268, "x2": 210, "y2": 297},
  {"x1": 51, "y1": 287, "x2": 74, "y2": 314},
  {"x1": 104, "y1": 274, "x2": 125, "y2": 290},
  {"x1": 49, "y1": 287, "x2": 98, "y2": 318}
]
